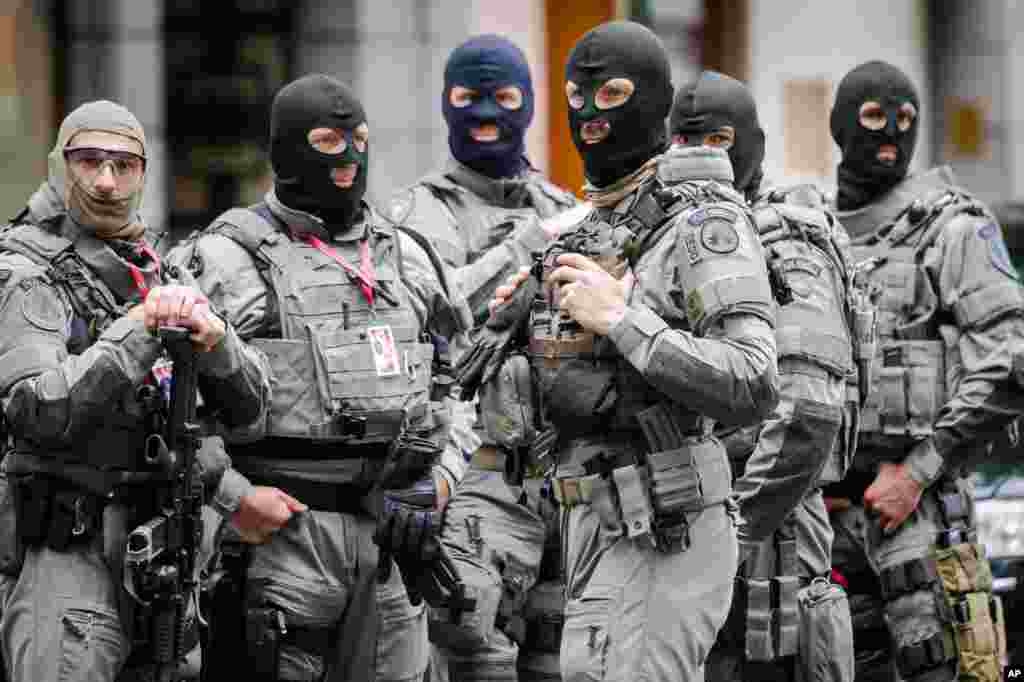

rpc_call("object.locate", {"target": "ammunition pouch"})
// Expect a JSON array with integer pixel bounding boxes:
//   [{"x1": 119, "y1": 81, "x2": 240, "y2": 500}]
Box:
[
  {"x1": 862, "y1": 340, "x2": 946, "y2": 439},
  {"x1": 0, "y1": 473, "x2": 23, "y2": 576},
  {"x1": 479, "y1": 352, "x2": 539, "y2": 453},
  {"x1": 797, "y1": 578, "x2": 855, "y2": 682},
  {"x1": 544, "y1": 359, "x2": 617, "y2": 436}
]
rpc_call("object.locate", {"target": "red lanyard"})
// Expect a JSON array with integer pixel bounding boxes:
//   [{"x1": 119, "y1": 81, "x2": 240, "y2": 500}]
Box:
[
  {"x1": 129, "y1": 241, "x2": 161, "y2": 300},
  {"x1": 305, "y1": 235, "x2": 376, "y2": 306}
]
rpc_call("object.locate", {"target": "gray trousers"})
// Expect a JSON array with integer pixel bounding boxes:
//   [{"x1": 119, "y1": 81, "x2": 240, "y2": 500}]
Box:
[
  {"x1": 429, "y1": 466, "x2": 560, "y2": 681},
  {"x1": 561, "y1": 501, "x2": 737, "y2": 681},
  {"x1": 238, "y1": 509, "x2": 428, "y2": 682}
]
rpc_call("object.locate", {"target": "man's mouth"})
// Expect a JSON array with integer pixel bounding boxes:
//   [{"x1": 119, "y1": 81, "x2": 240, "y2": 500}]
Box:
[
  {"x1": 580, "y1": 120, "x2": 611, "y2": 144},
  {"x1": 470, "y1": 124, "x2": 500, "y2": 143},
  {"x1": 331, "y1": 164, "x2": 359, "y2": 188},
  {"x1": 877, "y1": 144, "x2": 899, "y2": 165}
]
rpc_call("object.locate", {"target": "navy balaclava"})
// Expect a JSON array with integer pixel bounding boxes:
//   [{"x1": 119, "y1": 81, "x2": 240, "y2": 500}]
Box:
[
  {"x1": 271, "y1": 74, "x2": 368, "y2": 230},
  {"x1": 671, "y1": 71, "x2": 765, "y2": 199},
  {"x1": 443, "y1": 35, "x2": 534, "y2": 179},
  {"x1": 830, "y1": 60, "x2": 919, "y2": 210},
  {"x1": 566, "y1": 21, "x2": 673, "y2": 187}
]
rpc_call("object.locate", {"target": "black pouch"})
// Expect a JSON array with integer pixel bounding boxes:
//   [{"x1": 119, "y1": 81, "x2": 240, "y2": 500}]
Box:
[
  {"x1": 12, "y1": 474, "x2": 51, "y2": 548},
  {"x1": 245, "y1": 607, "x2": 283, "y2": 677},
  {"x1": 545, "y1": 360, "x2": 617, "y2": 435},
  {"x1": 0, "y1": 474, "x2": 23, "y2": 576}
]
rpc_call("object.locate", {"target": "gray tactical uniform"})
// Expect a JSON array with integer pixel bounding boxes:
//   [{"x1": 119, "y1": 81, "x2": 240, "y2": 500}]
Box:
[
  {"x1": 529, "y1": 147, "x2": 778, "y2": 681},
  {"x1": 388, "y1": 158, "x2": 576, "y2": 682},
  {"x1": 0, "y1": 209, "x2": 267, "y2": 681},
  {"x1": 825, "y1": 166, "x2": 1023, "y2": 682},
  {"x1": 706, "y1": 185, "x2": 859, "y2": 682},
  {"x1": 168, "y1": 189, "x2": 478, "y2": 682}
]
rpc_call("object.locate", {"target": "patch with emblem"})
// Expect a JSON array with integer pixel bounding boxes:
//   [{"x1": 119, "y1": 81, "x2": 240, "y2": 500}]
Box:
[
  {"x1": 979, "y1": 222, "x2": 1020, "y2": 280},
  {"x1": 685, "y1": 289, "x2": 704, "y2": 324},
  {"x1": 20, "y1": 280, "x2": 63, "y2": 332},
  {"x1": 381, "y1": 190, "x2": 415, "y2": 226},
  {"x1": 699, "y1": 208, "x2": 741, "y2": 254}
]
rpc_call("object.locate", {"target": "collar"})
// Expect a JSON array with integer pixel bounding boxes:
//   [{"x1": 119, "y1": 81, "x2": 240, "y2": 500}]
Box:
[
  {"x1": 61, "y1": 215, "x2": 159, "y2": 304},
  {"x1": 442, "y1": 156, "x2": 536, "y2": 207},
  {"x1": 833, "y1": 166, "x2": 958, "y2": 240},
  {"x1": 583, "y1": 155, "x2": 661, "y2": 208},
  {"x1": 265, "y1": 187, "x2": 371, "y2": 243}
]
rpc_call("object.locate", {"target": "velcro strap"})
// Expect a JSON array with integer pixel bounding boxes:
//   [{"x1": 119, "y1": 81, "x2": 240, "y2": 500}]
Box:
[
  {"x1": 775, "y1": 326, "x2": 852, "y2": 377},
  {"x1": 745, "y1": 579, "x2": 774, "y2": 661},
  {"x1": 775, "y1": 576, "x2": 801, "y2": 658},
  {"x1": 896, "y1": 631, "x2": 957, "y2": 678},
  {"x1": 953, "y1": 280, "x2": 1024, "y2": 328},
  {"x1": 612, "y1": 464, "x2": 653, "y2": 541},
  {"x1": 879, "y1": 558, "x2": 938, "y2": 599},
  {"x1": 692, "y1": 274, "x2": 775, "y2": 325}
]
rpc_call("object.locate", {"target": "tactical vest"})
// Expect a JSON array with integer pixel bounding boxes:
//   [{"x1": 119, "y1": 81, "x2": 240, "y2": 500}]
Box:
[
  {"x1": 208, "y1": 206, "x2": 436, "y2": 446},
  {"x1": 846, "y1": 188, "x2": 991, "y2": 443},
  {"x1": 417, "y1": 170, "x2": 576, "y2": 267},
  {"x1": 528, "y1": 175, "x2": 755, "y2": 437},
  {"x1": 0, "y1": 219, "x2": 163, "y2": 475}
]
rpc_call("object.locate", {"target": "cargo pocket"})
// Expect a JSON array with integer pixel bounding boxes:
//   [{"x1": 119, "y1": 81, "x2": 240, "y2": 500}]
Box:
[
  {"x1": 785, "y1": 398, "x2": 843, "y2": 487},
  {"x1": 561, "y1": 588, "x2": 615, "y2": 681},
  {"x1": 58, "y1": 604, "x2": 127, "y2": 682},
  {"x1": 796, "y1": 579, "x2": 854, "y2": 682}
]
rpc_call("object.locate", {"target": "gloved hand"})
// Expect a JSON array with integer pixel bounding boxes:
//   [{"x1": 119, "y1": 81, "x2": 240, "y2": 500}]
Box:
[
  {"x1": 373, "y1": 478, "x2": 476, "y2": 616},
  {"x1": 453, "y1": 264, "x2": 540, "y2": 400}
]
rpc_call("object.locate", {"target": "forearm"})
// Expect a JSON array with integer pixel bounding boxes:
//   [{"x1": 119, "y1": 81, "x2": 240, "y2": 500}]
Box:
[
  {"x1": 609, "y1": 305, "x2": 778, "y2": 425},
  {"x1": 196, "y1": 322, "x2": 270, "y2": 428},
  {"x1": 6, "y1": 316, "x2": 161, "y2": 446},
  {"x1": 434, "y1": 397, "x2": 479, "y2": 491}
]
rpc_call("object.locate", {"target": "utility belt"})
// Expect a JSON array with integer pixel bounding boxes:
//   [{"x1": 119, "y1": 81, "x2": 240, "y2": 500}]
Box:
[
  {"x1": 551, "y1": 403, "x2": 728, "y2": 554},
  {"x1": 471, "y1": 445, "x2": 550, "y2": 487}
]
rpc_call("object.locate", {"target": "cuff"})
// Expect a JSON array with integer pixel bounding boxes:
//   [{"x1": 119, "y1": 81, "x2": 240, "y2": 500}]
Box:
[
  {"x1": 608, "y1": 304, "x2": 668, "y2": 356},
  {"x1": 196, "y1": 315, "x2": 240, "y2": 378},
  {"x1": 211, "y1": 468, "x2": 256, "y2": 518},
  {"x1": 904, "y1": 438, "x2": 946, "y2": 489}
]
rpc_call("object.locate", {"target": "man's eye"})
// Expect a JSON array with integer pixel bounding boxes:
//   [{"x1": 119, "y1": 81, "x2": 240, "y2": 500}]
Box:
[{"x1": 450, "y1": 87, "x2": 476, "y2": 108}]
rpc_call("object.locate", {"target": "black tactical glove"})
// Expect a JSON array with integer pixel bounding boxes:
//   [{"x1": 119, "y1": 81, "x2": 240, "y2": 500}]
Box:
[
  {"x1": 374, "y1": 478, "x2": 477, "y2": 617},
  {"x1": 453, "y1": 263, "x2": 540, "y2": 401}
]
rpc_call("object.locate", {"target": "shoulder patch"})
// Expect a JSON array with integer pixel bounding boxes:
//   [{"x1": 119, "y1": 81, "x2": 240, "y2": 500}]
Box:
[
  {"x1": 381, "y1": 190, "x2": 416, "y2": 226},
  {"x1": 20, "y1": 279, "x2": 64, "y2": 332},
  {"x1": 691, "y1": 206, "x2": 740, "y2": 254},
  {"x1": 978, "y1": 221, "x2": 1020, "y2": 280}
]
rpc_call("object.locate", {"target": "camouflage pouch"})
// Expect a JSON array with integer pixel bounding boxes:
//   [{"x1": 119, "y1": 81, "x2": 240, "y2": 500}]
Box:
[{"x1": 795, "y1": 578, "x2": 854, "y2": 682}]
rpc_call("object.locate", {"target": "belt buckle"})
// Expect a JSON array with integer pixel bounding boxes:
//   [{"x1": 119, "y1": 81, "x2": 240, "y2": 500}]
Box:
[{"x1": 936, "y1": 527, "x2": 968, "y2": 548}]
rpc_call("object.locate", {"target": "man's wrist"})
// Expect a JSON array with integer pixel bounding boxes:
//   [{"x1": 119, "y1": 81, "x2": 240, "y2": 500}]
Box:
[{"x1": 904, "y1": 438, "x2": 945, "y2": 489}]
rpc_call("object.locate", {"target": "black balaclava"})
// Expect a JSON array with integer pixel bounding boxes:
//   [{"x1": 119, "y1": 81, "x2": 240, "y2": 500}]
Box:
[
  {"x1": 830, "y1": 60, "x2": 919, "y2": 210},
  {"x1": 270, "y1": 74, "x2": 368, "y2": 230},
  {"x1": 671, "y1": 71, "x2": 765, "y2": 199},
  {"x1": 443, "y1": 35, "x2": 534, "y2": 179},
  {"x1": 566, "y1": 21, "x2": 673, "y2": 187}
]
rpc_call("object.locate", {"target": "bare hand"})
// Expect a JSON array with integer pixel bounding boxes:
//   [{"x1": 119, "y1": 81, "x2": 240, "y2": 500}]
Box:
[
  {"x1": 488, "y1": 267, "x2": 533, "y2": 315},
  {"x1": 547, "y1": 253, "x2": 633, "y2": 336},
  {"x1": 231, "y1": 486, "x2": 307, "y2": 544},
  {"x1": 863, "y1": 462, "x2": 923, "y2": 532},
  {"x1": 143, "y1": 285, "x2": 226, "y2": 352}
]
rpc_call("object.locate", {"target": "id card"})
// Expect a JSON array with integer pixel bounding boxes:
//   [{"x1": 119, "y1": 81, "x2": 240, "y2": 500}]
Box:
[{"x1": 368, "y1": 325, "x2": 401, "y2": 377}]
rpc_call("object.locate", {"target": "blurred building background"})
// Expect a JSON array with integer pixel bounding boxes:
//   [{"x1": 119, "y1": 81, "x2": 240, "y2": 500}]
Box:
[{"x1": 2, "y1": 0, "x2": 1022, "y2": 247}]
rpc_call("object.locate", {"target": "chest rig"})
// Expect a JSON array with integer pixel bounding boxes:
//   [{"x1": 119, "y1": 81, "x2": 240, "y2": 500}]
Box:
[
  {"x1": 846, "y1": 188, "x2": 988, "y2": 443},
  {"x1": 210, "y1": 206, "x2": 435, "y2": 447}
]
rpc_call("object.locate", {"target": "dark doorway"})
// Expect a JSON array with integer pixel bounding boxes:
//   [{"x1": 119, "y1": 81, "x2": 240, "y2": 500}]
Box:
[{"x1": 164, "y1": 0, "x2": 295, "y2": 246}]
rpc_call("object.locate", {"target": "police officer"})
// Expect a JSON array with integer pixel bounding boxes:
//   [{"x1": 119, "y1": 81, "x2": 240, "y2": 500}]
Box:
[
  {"x1": 385, "y1": 34, "x2": 579, "y2": 682},
  {"x1": 468, "y1": 22, "x2": 779, "y2": 681},
  {"x1": 0, "y1": 100, "x2": 285, "y2": 681},
  {"x1": 670, "y1": 70, "x2": 857, "y2": 682},
  {"x1": 823, "y1": 60, "x2": 1023, "y2": 682},
  {"x1": 168, "y1": 74, "x2": 479, "y2": 682}
]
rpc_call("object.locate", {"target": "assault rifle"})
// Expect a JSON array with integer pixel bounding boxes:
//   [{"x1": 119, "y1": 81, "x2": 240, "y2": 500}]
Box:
[{"x1": 125, "y1": 327, "x2": 204, "y2": 682}]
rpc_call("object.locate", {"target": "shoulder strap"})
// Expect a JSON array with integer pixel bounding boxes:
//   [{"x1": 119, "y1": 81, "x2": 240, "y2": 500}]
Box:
[
  {"x1": 391, "y1": 223, "x2": 454, "y2": 303},
  {"x1": 210, "y1": 204, "x2": 288, "y2": 271}
]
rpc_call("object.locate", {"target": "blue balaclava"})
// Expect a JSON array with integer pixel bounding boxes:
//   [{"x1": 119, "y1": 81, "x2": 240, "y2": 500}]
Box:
[{"x1": 442, "y1": 35, "x2": 534, "y2": 179}]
